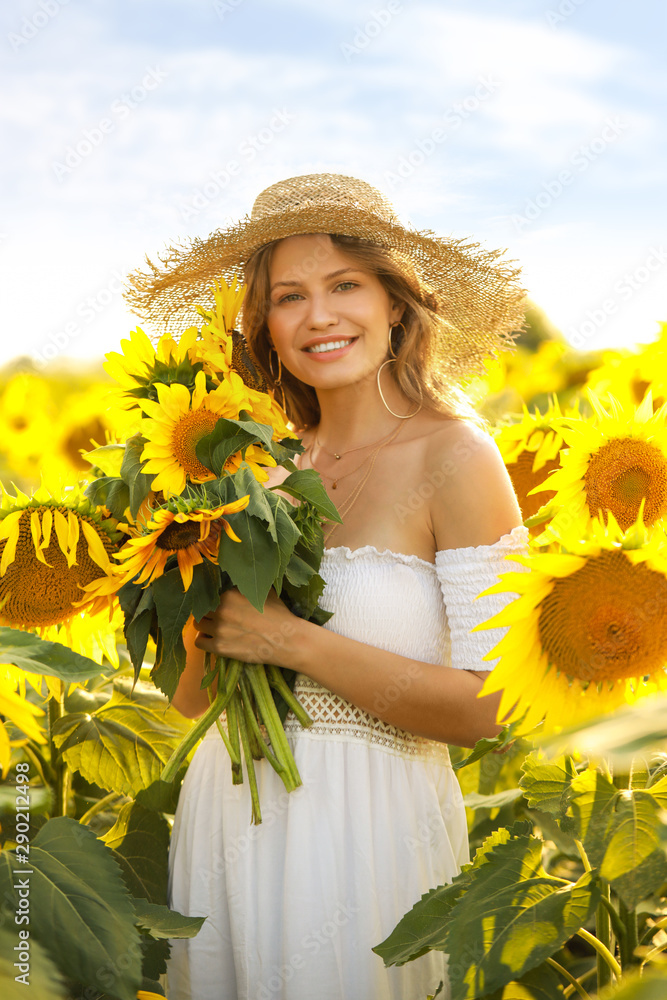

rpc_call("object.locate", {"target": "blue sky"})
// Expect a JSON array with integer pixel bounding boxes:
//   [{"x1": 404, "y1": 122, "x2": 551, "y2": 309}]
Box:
[{"x1": 1, "y1": 0, "x2": 665, "y2": 368}]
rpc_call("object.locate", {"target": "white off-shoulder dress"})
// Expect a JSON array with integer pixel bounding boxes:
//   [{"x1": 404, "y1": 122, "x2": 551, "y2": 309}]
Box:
[{"x1": 167, "y1": 526, "x2": 529, "y2": 1000}]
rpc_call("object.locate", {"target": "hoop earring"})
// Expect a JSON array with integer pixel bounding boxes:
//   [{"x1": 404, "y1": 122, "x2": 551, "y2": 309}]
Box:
[
  {"x1": 388, "y1": 321, "x2": 406, "y2": 359},
  {"x1": 268, "y1": 348, "x2": 287, "y2": 411},
  {"x1": 376, "y1": 359, "x2": 423, "y2": 419}
]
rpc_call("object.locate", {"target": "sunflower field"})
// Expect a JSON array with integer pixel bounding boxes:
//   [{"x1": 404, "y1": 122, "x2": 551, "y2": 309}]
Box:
[{"x1": 1, "y1": 290, "x2": 667, "y2": 999}]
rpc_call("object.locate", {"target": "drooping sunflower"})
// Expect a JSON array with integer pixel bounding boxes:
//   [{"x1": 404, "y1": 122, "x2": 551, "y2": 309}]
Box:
[
  {"x1": 475, "y1": 508, "x2": 667, "y2": 734},
  {"x1": 530, "y1": 390, "x2": 667, "y2": 541},
  {"x1": 0, "y1": 483, "x2": 122, "y2": 631},
  {"x1": 197, "y1": 276, "x2": 270, "y2": 393},
  {"x1": 139, "y1": 369, "x2": 278, "y2": 495},
  {"x1": 0, "y1": 670, "x2": 46, "y2": 772},
  {"x1": 494, "y1": 397, "x2": 577, "y2": 529},
  {"x1": 85, "y1": 495, "x2": 250, "y2": 593}
]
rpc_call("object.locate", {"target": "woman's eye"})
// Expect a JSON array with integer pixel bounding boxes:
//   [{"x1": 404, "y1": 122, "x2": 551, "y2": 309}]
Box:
[
  {"x1": 278, "y1": 292, "x2": 302, "y2": 303},
  {"x1": 337, "y1": 281, "x2": 357, "y2": 291}
]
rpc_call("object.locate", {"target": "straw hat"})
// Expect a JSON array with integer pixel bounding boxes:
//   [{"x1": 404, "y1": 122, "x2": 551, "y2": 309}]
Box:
[{"x1": 124, "y1": 173, "x2": 526, "y2": 379}]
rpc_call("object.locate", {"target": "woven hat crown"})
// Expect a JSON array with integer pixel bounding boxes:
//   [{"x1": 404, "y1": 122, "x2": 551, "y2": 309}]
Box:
[{"x1": 250, "y1": 173, "x2": 400, "y2": 227}]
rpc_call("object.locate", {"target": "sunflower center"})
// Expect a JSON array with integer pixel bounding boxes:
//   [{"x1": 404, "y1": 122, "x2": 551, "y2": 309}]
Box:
[
  {"x1": 537, "y1": 549, "x2": 667, "y2": 685},
  {"x1": 155, "y1": 519, "x2": 203, "y2": 550},
  {"x1": 172, "y1": 409, "x2": 219, "y2": 481},
  {"x1": 0, "y1": 508, "x2": 116, "y2": 628},
  {"x1": 508, "y1": 450, "x2": 561, "y2": 522},
  {"x1": 584, "y1": 437, "x2": 667, "y2": 530}
]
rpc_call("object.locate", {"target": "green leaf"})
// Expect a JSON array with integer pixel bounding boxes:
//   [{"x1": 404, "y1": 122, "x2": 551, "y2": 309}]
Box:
[
  {"x1": 195, "y1": 416, "x2": 276, "y2": 476},
  {"x1": 151, "y1": 567, "x2": 195, "y2": 698},
  {"x1": 463, "y1": 787, "x2": 525, "y2": 811},
  {"x1": 52, "y1": 689, "x2": 190, "y2": 797},
  {"x1": 453, "y1": 723, "x2": 522, "y2": 771},
  {"x1": 103, "y1": 802, "x2": 170, "y2": 905},
  {"x1": 0, "y1": 816, "x2": 142, "y2": 1000},
  {"x1": 218, "y1": 510, "x2": 280, "y2": 611},
  {"x1": 444, "y1": 836, "x2": 599, "y2": 1000},
  {"x1": 373, "y1": 828, "x2": 515, "y2": 968},
  {"x1": 121, "y1": 434, "x2": 153, "y2": 518},
  {"x1": 520, "y1": 754, "x2": 577, "y2": 817},
  {"x1": 190, "y1": 559, "x2": 222, "y2": 621},
  {"x1": 125, "y1": 586, "x2": 156, "y2": 681},
  {"x1": 567, "y1": 769, "x2": 667, "y2": 909},
  {"x1": 598, "y1": 968, "x2": 667, "y2": 999},
  {"x1": 0, "y1": 627, "x2": 103, "y2": 681},
  {"x1": 232, "y1": 462, "x2": 278, "y2": 530},
  {"x1": 0, "y1": 925, "x2": 67, "y2": 999},
  {"x1": 85, "y1": 474, "x2": 131, "y2": 520},
  {"x1": 132, "y1": 899, "x2": 205, "y2": 939},
  {"x1": 270, "y1": 467, "x2": 342, "y2": 523},
  {"x1": 273, "y1": 502, "x2": 301, "y2": 592},
  {"x1": 482, "y1": 961, "x2": 565, "y2": 999},
  {"x1": 82, "y1": 443, "x2": 126, "y2": 477}
]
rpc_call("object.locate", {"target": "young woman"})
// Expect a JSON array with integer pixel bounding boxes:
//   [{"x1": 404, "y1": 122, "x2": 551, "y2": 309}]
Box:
[{"x1": 126, "y1": 174, "x2": 529, "y2": 1000}]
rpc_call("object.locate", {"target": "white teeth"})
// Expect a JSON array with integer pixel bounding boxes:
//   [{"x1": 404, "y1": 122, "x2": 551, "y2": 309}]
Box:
[{"x1": 305, "y1": 339, "x2": 354, "y2": 354}]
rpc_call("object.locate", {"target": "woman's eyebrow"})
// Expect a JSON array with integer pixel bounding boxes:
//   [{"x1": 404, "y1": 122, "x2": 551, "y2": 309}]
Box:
[{"x1": 270, "y1": 267, "x2": 360, "y2": 292}]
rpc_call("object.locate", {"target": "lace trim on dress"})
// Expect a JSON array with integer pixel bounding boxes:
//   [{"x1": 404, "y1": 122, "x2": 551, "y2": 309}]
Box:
[{"x1": 283, "y1": 675, "x2": 451, "y2": 764}]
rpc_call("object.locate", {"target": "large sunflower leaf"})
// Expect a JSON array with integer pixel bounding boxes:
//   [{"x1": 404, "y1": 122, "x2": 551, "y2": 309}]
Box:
[
  {"x1": 218, "y1": 511, "x2": 280, "y2": 611},
  {"x1": 0, "y1": 817, "x2": 142, "y2": 1000},
  {"x1": 0, "y1": 926, "x2": 67, "y2": 999},
  {"x1": 132, "y1": 899, "x2": 205, "y2": 939},
  {"x1": 567, "y1": 769, "x2": 667, "y2": 908},
  {"x1": 374, "y1": 827, "x2": 516, "y2": 968},
  {"x1": 520, "y1": 754, "x2": 577, "y2": 817},
  {"x1": 52, "y1": 689, "x2": 189, "y2": 796},
  {"x1": 85, "y1": 474, "x2": 131, "y2": 521},
  {"x1": 103, "y1": 801, "x2": 170, "y2": 905},
  {"x1": 151, "y1": 567, "x2": 195, "y2": 698},
  {"x1": 121, "y1": 434, "x2": 153, "y2": 518},
  {"x1": 481, "y1": 961, "x2": 565, "y2": 999},
  {"x1": 271, "y1": 468, "x2": 342, "y2": 523},
  {"x1": 444, "y1": 836, "x2": 598, "y2": 1000},
  {"x1": 0, "y1": 627, "x2": 103, "y2": 681},
  {"x1": 196, "y1": 416, "x2": 275, "y2": 476}
]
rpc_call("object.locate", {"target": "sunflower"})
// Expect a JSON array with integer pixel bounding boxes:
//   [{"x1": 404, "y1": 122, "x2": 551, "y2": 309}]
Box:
[
  {"x1": 197, "y1": 276, "x2": 271, "y2": 393},
  {"x1": 584, "y1": 322, "x2": 667, "y2": 413},
  {"x1": 530, "y1": 390, "x2": 667, "y2": 542},
  {"x1": 0, "y1": 671, "x2": 46, "y2": 772},
  {"x1": 475, "y1": 508, "x2": 667, "y2": 735},
  {"x1": 0, "y1": 483, "x2": 122, "y2": 631},
  {"x1": 139, "y1": 369, "x2": 278, "y2": 495},
  {"x1": 494, "y1": 397, "x2": 577, "y2": 529},
  {"x1": 85, "y1": 496, "x2": 250, "y2": 593}
]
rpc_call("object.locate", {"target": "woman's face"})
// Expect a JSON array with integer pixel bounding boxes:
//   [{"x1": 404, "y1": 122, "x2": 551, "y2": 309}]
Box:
[{"x1": 265, "y1": 234, "x2": 403, "y2": 389}]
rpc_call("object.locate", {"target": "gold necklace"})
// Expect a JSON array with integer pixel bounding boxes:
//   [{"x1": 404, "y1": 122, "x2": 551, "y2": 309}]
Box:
[
  {"x1": 321, "y1": 422, "x2": 404, "y2": 545},
  {"x1": 308, "y1": 424, "x2": 401, "y2": 489},
  {"x1": 314, "y1": 424, "x2": 400, "y2": 462}
]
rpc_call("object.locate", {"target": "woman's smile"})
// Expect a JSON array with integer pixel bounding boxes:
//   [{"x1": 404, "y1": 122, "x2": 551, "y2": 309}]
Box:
[{"x1": 302, "y1": 335, "x2": 359, "y2": 359}]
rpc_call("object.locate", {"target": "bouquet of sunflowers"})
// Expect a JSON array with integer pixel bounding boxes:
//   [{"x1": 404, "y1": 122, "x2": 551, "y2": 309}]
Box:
[{"x1": 0, "y1": 277, "x2": 339, "y2": 824}]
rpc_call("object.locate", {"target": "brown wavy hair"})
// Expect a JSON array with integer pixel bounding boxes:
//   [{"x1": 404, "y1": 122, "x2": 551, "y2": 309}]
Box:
[{"x1": 242, "y1": 234, "x2": 487, "y2": 432}]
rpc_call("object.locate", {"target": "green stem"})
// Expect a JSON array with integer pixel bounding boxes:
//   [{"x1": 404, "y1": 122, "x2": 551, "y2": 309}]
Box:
[
  {"x1": 79, "y1": 791, "x2": 125, "y2": 825},
  {"x1": 226, "y1": 691, "x2": 243, "y2": 784},
  {"x1": 599, "y1": 895, "x2": 626, "y2": 958},
  {"x1": 245, "y1": 664, "x2": 301, "y2": 791},
  {"x1": 238, "y1": 674, "x2": 286, "y2": 775},
  {"x1": 161, "y1": 659, "x2": 242, "y2": 782},
  {"x1": 596, "y1": 881, "x2": 615, "y2": 989},
  {"x1": 47, "y1": 682, "x2": 69, "y2": 817},
  {"x1": 546, "y1": 958, "x2": 593, "y2": 1000},
  {"x1": 563, "y1": 967, "x2": 597, "y2": 999},
  {"x1": 577, "y1": 927, "x2": 622, "y2": 981},
  {"x1": 575, "y1": 839, "x2": 592, "y2": 872},
  {"x1": 236, "y1": 691, "x2": 261, "y2": 825},
  {"x1": 22, "y1": 742, "x2": 53, "y2": 787},
  {"x1": 619, "y1": 898, "x2": 638, "y2": 966},
  {"x1": 266, "y1": 664, "x2": 313, "y2": 728},
  {"x1": 207, "y1": 684, "x2": 240, "y2": 766}
]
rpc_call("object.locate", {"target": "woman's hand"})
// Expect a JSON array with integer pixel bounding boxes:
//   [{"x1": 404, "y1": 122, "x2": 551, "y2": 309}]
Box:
[{"x1": 193, "y1": 588, "x2": 305, "y2": 668}]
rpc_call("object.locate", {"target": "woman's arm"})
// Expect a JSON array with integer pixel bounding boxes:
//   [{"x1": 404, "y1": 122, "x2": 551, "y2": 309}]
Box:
[{"x1": 169, "y1": 619, "x2": 218, "y2": 719}]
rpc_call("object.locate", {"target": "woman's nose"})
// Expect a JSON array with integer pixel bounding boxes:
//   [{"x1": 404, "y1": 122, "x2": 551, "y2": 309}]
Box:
[{"x1": 305, "y1": 292, "x2": 338, "y2": 329}]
